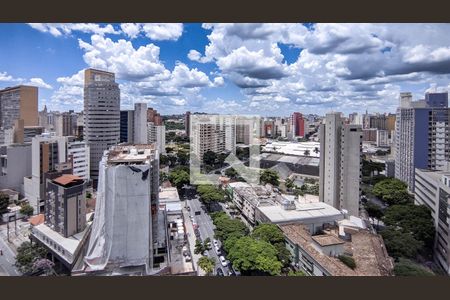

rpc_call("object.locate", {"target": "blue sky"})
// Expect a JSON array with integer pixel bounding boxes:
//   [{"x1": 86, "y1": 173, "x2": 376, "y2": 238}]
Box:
[{"x1": 1, "y1": 23, "x2": 450, "y2": 116}]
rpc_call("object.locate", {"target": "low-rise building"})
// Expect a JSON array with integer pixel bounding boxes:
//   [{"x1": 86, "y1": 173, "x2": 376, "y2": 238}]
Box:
[{"x1": 280, "y1": 223, "x2": 394, "y2": 276}]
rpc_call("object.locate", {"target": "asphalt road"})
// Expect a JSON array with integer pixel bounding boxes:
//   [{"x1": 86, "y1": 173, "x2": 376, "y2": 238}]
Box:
[
  {"x1": 186, "y1": 195, "x2": 231, "y2": 276},
  {"x1": 0, "y1": 235, "x2": 20, "y2": 276}
]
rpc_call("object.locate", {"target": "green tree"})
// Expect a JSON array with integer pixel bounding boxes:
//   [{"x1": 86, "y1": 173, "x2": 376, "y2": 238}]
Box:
[
  {"x1": 372, "y1": 178, "x2": 410, "y2": 205},
  {"x1": 203, "y1": 150, "x2": 217, "y2": 166},
  {"x1": 227, "y1": 236, "x2": 282, "y2": 275},
  {"x1": 364, "y1": 202, "x2": 384, "y2": 228},
  {"x1": 168, "y1": 169, "x2": 190, "y2": 191},
  {"x1": 198, "y1": 256, "x2": 215, "y2": 275},
  {"x1": 212, "y1": 213, "x2": 249, "y2": 243},
  {"x1": 20, "y1": 204, "x2": 34, "y2": 217},
  {"x1": 159, "y1": 154, "x2": 169, "y2": 166},
  {"x1": 194, "y1": 239, "x2": 205, "y2": 255},
  {"x1": 252, "y1": 224, "x2": 285, "y2": 245},
  {"x1": 383, "y1": 204, "x2": 435, "y2": 249},
  {"x1": 393, "y1": 258, "x2": 434, "y2": 276},
  {"x1": 0, "y1": 192, "x2": 9, "y2": 213},
  {"x1": 380, "y1": 227, "x2": 423, "y2": 259},
  {"x1": 285, "y1": 178, "x2": 295, "y2": 190},
  {"x1": 15, "y1": 242, "x2": 48, "y2": 274},
  {"x1": 177, "y1": 151, "x2": 189, "y2": 165},
  {"x1": 225, "y1": 168, "x2": 238, "y2": 178},
  {"x1": 260, "y1": 169, "x2": 280, "y2": 186}
]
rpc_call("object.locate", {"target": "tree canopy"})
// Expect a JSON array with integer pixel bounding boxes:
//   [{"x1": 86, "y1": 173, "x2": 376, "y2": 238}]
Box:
[
  {"x1": 382, "y1": 204, "x2": 435, "y2": 249},
  {"x1": 393, "y1": 258, "x2": 434, "y2": 276},
  {"x1": 198, "y1": 256, "x2": 215, "y2": 275},
  {"x1": 20, "y1": 204, "x2": 34, "y2": 217},
  {"x1": 251, "y1": 224, "x2": 285, "y2": 245},
  {"x1": 226, "y1": 236, "x2": 282, "y2": 275},
  {"x1": 15, "y1": 242, "x2": 48, "y2": 274},
  {"x1": 372, "y1": 178, "x2": 412, "y2": 205},
  {"x1": 168, "y1": 168, "x2": 190, "y2": 190},
  {"x1": 260, "y1": 169, "x2": 280, "y2": 186},
  {"x1": 380, "y1": 227, "x2": 424, "y2": 259},
  {"x1": 212, "y1": 212, "x2": 249, "y2": 242}
]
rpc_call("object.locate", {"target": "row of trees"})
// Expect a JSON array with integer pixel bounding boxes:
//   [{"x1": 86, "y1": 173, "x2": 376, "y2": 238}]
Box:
[
  {"x1": 210, "y1": 212, "x2": 294, "y2": 275},
  {"x1": 196, "y1": 185, "x2": 227, "y2": 210}
]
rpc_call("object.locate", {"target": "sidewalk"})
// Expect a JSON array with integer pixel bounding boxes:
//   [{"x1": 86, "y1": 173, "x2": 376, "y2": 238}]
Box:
[
  {"x1": 182, "y1": 206, "x2": 205, "y2": 276},
  {"x1": 0, "y1": 219, "x2": 31, "y2": 254}
]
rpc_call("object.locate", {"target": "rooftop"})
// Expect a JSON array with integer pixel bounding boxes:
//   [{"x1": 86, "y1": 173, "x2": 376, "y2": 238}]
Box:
[
  {"x1": 52, "y1": 174, "x2": 84, "y2": 187},
  {"x1": 262, "y1": 141, "x2": 320, "y2": 158},
  {"x1": 159, "y1": 187, "x2": 181, "y2": 204},
  {"x1": 257, "y1": 201, "x2": 343, "y2": 225},
  {"x1": 280, "y1": 224, "x2": 394, "y2": 276},
  {"x1": 258, "y1": 152, "x2": 320, "y2": 167},
  {"x1": 107, "y1": 144, "x2": 157, "y2": 165},
  {"x1": 312, "y1": 234, "x2": 344, "y2": 247}
]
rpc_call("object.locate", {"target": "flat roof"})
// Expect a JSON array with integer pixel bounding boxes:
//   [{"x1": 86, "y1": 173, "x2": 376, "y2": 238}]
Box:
[
  {"x1": 159, "y1": 187, "x2": 181, "y2": 203},
  {"x1": 259, "y1": 152, "x2": 320, "y2": 167},
  {"x1": 257, "y1": 202, "x2": 343, "y2": 224},
  {"x1": 262, "y1": 141, "x2": 320, "y2": 158},
  {"x1": 107, "y1": 145, "x2": 156, "y2": 164}
]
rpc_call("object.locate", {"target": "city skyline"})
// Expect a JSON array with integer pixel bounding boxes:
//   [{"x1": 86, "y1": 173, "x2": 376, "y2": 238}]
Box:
[{"x1": 1, "y1": 23, "x2": 450, "y2": 116}]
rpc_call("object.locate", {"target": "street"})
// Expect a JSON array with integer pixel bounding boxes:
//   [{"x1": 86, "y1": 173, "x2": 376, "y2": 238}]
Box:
[
  {"x1": 184, "y1": 192, "x2": 231, "y2": 276},
  {"x1": 0, "y1": 233, "x2": 21, "y2": 276}
]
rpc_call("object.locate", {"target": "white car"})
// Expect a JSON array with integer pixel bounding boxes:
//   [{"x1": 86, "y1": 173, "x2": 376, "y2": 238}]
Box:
[
  {"x1": 219, "y1": 256, "x2": 228, "y2": 267},
  {"x1": 213, "y1": 239, "x2": 219, "y2": 247},
  {"x1": 203, "y1": 250, "x2": 209, "y2": 256},
  {"x1": 215, "y1": 245, "x2": 221, "y2": 255}
]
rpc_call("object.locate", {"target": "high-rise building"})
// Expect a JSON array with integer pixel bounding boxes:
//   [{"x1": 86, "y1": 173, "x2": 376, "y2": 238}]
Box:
[
  {"x1": 369, "y1": 114, "x2": 388, "y2": 130},
  {"x1": 0, "y1": 85, "x2": 38, "y2": 144},
  {"x1": 23, "y1": 133, "x2": 72, "y2": 213},
  {"x1": 84, "y1": 145, "x2": 159, "y2": 273},
  {"x1": 134, "y1": 103, "x2": 148, "y2": 144},
  {"x1": 45, "y1": 174, "x2": 87, "y2": 238},
  {"x1": 147, "y1": 107, "x2": 162, "y2": 126},
  {"x1": 83, "y1": 69, "x2": 120, "y2": 184},
  {"x1": 291, "y1": 112, "x2": 305, "y2": 138},
  {"x1": 185, "y1": 111, "x2": 191, "y2": 137},
  {"x1": 395, "y1": 92, "x2": 450, "y2": 191},
  {"x1": 191, "y1": 115, "x2": 228, "y2": 160},
  {"x1": 414, "y1": 168, "x2": 450, "y2": 274},
  {"x1": 319, "y1": 112, "x2": 362, "y2": 217},
  {"x1": 120, "y1": 110, "x2": 134, "y2": 143},
  {"x1": 67, "y1": 137, "x2": 90, "y2": 180},
  {"x1": 147, "y1": 122, "x2": 166, "y2": 154},
  {"x1": 54, "y1": 112, "x2": 77, "y2": 137}
]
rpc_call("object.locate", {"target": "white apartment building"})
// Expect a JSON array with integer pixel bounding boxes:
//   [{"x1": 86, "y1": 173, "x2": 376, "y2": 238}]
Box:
[
  {"x1": 147, "y1": 122, "x2": 166, "y2": 154},
  {"x1": 67, "y1": 137, "x2": 90, "y2": 180},
  {"x1": 319, "y1": 112, "x2": 362, "y2": 217},
  {"x1": 191, "y1": 115, "x2": 227, "y2": 160},
  {"x1": 415, "y1": 168, "x2": 450, "y2": 274}
]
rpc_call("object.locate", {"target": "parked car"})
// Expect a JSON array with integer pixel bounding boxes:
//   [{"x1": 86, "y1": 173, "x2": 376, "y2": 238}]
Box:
[
  {"x1": 195, "y1": 211, "x2": 201, "y2": 215},
  {"x1": 206, "y1": 241, "x2": 212, "y2": 250},
  {"x1": 213, "y1": 239, "x2": 219, "y2": 247},
  {"x1": 203, "y1": 250, "x2": 209, "y2": 256},
  {"x1": 216, "y1": 268, "x2": 224, "y2": 276},
  {"x1": 185, "y1": 255, "x2": 192, "y2": 262},
  {"x1": 219, "y1": 256, "x2": 228, "y2": 267},
  {"x1": 214, "y1": 245, "x2": 221, "y2": 255}
]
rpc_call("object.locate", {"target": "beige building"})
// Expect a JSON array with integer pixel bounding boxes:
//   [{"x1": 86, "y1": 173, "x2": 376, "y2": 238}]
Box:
[{"x1": 0, "y1": 85, "x2": 38, "y2": 144}]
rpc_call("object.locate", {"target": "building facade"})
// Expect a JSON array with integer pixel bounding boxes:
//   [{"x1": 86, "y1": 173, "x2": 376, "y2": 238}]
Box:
[
  {"x1": 0, "y1": 85, "x2": 38, "y2": 144},
  {"x1": 45, "y1": 174, "x2": 87, "y2": 238},
  {"x1": 147, "y1": 122, "x2": 166, "y2": 154},
  {"x1": 414, "y1": 168, "x2": 450, "y2": 274},
  {"x1": 120, "y1": 110, "x2": 134, "y2": 143},
  {"x1": 83, "y1": 69, "x2": 120, "y2": 183},
  {"x1": 134, "y1": 103, "x2": 148, "y2": 144},
  {"x1": 84, "y1": 145, "x2": 159, "y2": 273},
  {"x1": 395, "y1": 92, "x2": 450, "y2": 192},
  {"x1": 67, "y1": 137, "x2": 90, "y2": 180},
  {"x1": 319, "y1": 112, "x2": 362, "y2": 217}
]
